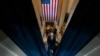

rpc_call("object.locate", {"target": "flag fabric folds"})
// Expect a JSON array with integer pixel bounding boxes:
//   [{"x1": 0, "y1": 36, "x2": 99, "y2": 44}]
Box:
[{"x1": 41, "y1": 0, "x2": 58, "y2": 22}]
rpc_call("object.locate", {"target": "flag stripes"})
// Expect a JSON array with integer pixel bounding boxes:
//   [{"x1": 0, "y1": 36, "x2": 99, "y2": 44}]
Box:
[{"x1": 41, "y1": 0, "x2": 58, "y2": 22}]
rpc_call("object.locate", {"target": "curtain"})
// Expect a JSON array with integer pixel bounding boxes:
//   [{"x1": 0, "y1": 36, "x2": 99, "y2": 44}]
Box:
[
  {"x1": 1, "y1": 25, "x2": 47, "y2": 56},
  {"x1": 0, "y1": 0, "x2": 100, "y2": 56},
  {"x1": 54, "y1": 0, "x2": 100, "y2": 56},
  {"x1": 0, "y1": 0, "x2": 47, "y2": 56}
]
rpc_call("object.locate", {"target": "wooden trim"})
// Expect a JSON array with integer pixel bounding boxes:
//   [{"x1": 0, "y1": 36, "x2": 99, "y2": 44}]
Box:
[
  {"x1": 32, "y1": 0, "x2": 42, "y2": 34},
  {"x1": 58, "y1": 0, "x2": 69, "y2": 32}
]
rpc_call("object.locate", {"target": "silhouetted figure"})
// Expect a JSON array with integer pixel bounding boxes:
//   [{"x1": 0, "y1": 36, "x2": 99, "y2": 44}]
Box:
[
  {"x1": 45, "y1": 26, "x2": 57, "y2": 56},
  {"x1": 47, "y1": 32, "x2": 56, "y2": 56},
  {"x1": 47, "y1": 32, "x2": 56, "y2": 49}
]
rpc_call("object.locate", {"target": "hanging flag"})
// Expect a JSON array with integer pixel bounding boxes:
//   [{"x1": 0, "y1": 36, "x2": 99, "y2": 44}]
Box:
[{"x1": 41, "y1": 0, "x2": 58, "y2": 22}]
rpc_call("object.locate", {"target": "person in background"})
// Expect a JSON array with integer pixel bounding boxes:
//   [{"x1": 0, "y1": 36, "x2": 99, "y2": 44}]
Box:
[
  {"x1": 45, "y1": 25, "x2": 51, "y2": 36},
  {"x1": 45, "y1": 24, "x2": 58, "y2": 56},
  {"x1": 47, "y1": 32, "x2": 56, "y2": 56}
]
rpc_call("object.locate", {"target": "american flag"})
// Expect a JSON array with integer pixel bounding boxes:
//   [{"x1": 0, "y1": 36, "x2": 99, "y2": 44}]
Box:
[{"x1": 41, "y1": 0, "x2": 58, "y2": 22}]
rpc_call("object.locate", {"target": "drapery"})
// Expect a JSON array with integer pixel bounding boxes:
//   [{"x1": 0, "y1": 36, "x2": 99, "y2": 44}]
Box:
[
  {"x1": 0, "y1": 0, "x2": 47, "y2": 56},
  {"x1": 0, "y1": 0, "x2": 100, "y2": 56},
  {"x1": 54, "y1": 0, "x2": 100, "y2": 56},
  {"x1": 41, "y1": 0, "x2": 58, "y2": 22},
  {"x1": 1, "y1": 25, "x2": 47, "y2": 56}
]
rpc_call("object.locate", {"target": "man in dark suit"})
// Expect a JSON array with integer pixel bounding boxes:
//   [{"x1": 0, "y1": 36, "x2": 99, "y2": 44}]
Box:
[{"x1": 47, "y1": 32, "x2": 56, "y2": 56}]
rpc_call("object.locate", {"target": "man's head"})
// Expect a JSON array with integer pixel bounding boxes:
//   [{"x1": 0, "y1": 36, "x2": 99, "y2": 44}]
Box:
[{"x1": 50, "y1": 32, "x2": 54, "y2": 36}]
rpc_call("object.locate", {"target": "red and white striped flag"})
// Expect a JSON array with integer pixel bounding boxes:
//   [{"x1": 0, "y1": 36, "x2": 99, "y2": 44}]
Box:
[{"x1": 41, "y1": 0, "x2": 58, "y2": 22}]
